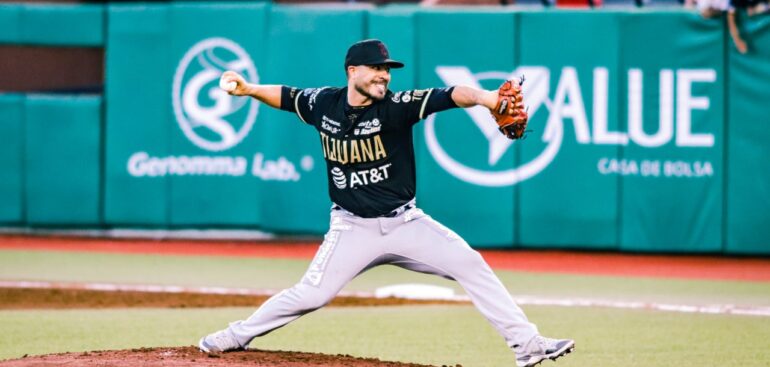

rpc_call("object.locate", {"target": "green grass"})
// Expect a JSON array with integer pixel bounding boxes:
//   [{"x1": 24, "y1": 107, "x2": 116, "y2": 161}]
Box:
[
  {"x1": 1, "y1": 250, "x2": 769, "y2": 307},
  {"x1": 2, "y1": 249, "x2": 769, "y2": 366},
  {"x1": 1, "y1": 305, "x2": 769, "y2": 366}
]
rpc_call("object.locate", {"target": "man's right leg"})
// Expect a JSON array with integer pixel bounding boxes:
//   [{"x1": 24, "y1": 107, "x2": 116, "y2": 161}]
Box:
[
  {"x1": 382, "y1": 212, "x2": 574, "y2": 366},
  {"x1": 200, "y1": 214, "x2": 380, "y2": 352}
]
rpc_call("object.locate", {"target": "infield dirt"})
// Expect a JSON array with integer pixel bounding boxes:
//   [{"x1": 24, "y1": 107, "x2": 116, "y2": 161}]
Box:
[{"x1": 0, "y1": 287, "x2": 465, "y2": 309}]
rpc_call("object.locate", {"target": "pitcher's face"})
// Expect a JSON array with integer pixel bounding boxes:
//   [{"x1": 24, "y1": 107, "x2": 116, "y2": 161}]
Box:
[{"x1": 349, "y1": 64, "x2": 391, "y2": 101}]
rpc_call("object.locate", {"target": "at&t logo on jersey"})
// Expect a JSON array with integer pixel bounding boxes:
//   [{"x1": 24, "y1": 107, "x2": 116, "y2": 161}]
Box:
[
  {"x1": 426, "y1": 66, "x2": 718, "y2": 186},
  {"x1": 172, "y1": 37, "x2": 259, "y2": 152},
  {"x1": 329, "y1": 164, "x2": 393, "y2": 189},
  {"x1": 331, "y1": 167, "x2": 347, "y2": 189}
]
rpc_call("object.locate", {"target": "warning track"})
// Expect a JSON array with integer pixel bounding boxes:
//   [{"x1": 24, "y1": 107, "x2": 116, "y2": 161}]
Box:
[{"x1": 1, "y1": 235, "x2": 769, "y2": 282}]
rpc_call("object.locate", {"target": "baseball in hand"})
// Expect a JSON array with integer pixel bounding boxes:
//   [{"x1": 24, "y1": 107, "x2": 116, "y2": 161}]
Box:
[{"x1": 219, "y1": 77, "x2": 237, "y2": 92}]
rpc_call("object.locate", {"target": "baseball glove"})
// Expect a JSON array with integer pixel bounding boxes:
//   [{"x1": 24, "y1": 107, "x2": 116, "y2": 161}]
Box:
[{"x1": 491, "y1": 76, "x2": 529, "y2": 140}]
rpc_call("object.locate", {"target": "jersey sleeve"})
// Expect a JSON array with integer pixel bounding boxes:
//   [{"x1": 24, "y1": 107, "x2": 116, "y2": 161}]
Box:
[
  {"x1": 421, "y1": 87, "x2": 458, "y2": 118},
  {"x1": 279, "y1": 86, "x2": 329, "y2": 125},
  {"x1": 388, "y1": 87, "x2": 458, "y2": 126}
]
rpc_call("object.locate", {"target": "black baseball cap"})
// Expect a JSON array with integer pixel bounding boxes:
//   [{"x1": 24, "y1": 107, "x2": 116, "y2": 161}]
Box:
[{"x1": 344, "y1": 39, "x2": 404, "y2": 69}]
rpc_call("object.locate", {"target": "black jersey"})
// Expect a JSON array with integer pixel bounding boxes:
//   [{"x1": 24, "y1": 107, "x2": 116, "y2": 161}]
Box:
[{"x1": 280, "y1": 86, "x2": 457, "y2": 218}]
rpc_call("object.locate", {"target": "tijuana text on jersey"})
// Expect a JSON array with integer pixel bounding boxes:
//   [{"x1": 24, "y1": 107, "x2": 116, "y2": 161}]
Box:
[{"x1": 280, "y1": 86, "x2": 456, "y2": 218}]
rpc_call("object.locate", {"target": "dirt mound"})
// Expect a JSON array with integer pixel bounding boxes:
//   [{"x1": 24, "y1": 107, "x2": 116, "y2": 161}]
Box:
[{"x1": 0, "y1": 346, "x2": 452, "y2": 367}]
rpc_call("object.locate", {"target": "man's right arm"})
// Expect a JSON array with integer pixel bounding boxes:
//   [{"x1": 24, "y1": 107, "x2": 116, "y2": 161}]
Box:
[
  {"x1": 220, "y1": 70, "x2": 316, "y2": 125},
  {"x1": 220, "y1": 70, "x2": 282, "y2": 108}
]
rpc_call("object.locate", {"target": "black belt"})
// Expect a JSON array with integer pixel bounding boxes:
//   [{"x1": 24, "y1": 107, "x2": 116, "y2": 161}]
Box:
[
  {"x1": 381, "y1": 203, "x2": 415, "y2": 218},
  {"x1": 332, "y1": 202, "x2": 415, "y2": 218}
]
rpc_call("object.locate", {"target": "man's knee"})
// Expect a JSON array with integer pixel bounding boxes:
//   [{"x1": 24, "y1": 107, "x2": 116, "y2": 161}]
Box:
[
  {"x1": 459, "y1": 247, "x2": 487, "y2": 269},
  {"x1": 439, "y1": 242, "x2": 488, "y2": 273}
]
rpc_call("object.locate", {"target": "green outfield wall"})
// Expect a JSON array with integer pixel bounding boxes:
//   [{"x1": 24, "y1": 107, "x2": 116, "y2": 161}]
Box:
[
  {"x1": 1, "y1": 3, "x2": 769, "y2": 254},
  {"x1": 0, "y1": 4, "x2": 104, "y2": 46},
  {"x1": 0, "y1": 95, "x2": 24, "y2": 223},
  {"x1": 0, "y1": 95, "x2": 102, "y2": 225},
  {"x1": 726, "y1": 15, "x2": 770, "y2": 255}
]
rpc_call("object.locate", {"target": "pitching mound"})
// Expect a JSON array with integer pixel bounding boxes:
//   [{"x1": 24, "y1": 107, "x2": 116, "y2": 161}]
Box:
[{"x1": 0, "y1": 346, "x2": 449, "y2": 367}]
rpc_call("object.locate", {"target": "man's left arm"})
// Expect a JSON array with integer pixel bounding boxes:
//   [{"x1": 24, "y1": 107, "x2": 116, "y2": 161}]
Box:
[
  {"x1": 451, "y1": 85, "x2": 524, "y2": 115},
  {"x1": 450, "y1": 86, "x2": 498, "y2": 110},
  {"x1": 411, "y1": 86, "x2": 499, "y2": 120},
  {"x1": 451, "y1": 81, "x2": 530, "y2": 140},
  {"x1": 407, "y1": 86, "x2": 501, "y2": 121},
  {"x1": 402, "y1": 82, "x2": 528, "y2": 140}
]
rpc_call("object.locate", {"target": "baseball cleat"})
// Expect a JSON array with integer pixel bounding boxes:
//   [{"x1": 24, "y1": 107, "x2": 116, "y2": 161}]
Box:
[
  {"x1": 198, "y1": 328, "x2": 244, "y2": 353},
  {"x1": 515, "y1": 335, "x2": 575, "y2": 367}
]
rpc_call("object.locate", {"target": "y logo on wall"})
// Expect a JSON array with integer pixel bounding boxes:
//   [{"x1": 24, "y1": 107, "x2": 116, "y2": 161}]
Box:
[
  {"x1": 128, "y1": 37, "x2": 314, "y2": 181},
  {"x1": 425, "y1": 66, "x2": 561, "y2": 187},
  {"x1": 426, "y1": 66, "x2": 717, "y2": 187}
]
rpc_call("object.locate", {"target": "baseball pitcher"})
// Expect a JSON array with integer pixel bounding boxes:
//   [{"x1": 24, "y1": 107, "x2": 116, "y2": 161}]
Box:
[{"x1": 199, "y1": 39, "x2": 574, "y2": 367}]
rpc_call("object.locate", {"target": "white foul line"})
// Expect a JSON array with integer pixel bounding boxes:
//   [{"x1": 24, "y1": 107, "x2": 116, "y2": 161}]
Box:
[{"x1": 1, "y1": 280, "x2": 769, "y2": 317}]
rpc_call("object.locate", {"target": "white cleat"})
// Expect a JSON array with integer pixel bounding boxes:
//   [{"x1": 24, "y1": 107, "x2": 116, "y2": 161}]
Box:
[
  {"x1": 516, "y1": 335, "x2": 575, "y2": 367},
  {"x1": 198, "y1": 329, "x2": 244, "y2": 353}
]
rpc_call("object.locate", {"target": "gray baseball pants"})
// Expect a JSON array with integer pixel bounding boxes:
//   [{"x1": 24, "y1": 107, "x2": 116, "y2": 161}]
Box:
[{"x1": 227, "y1": 203, "x2": 539, "y2": 351}]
